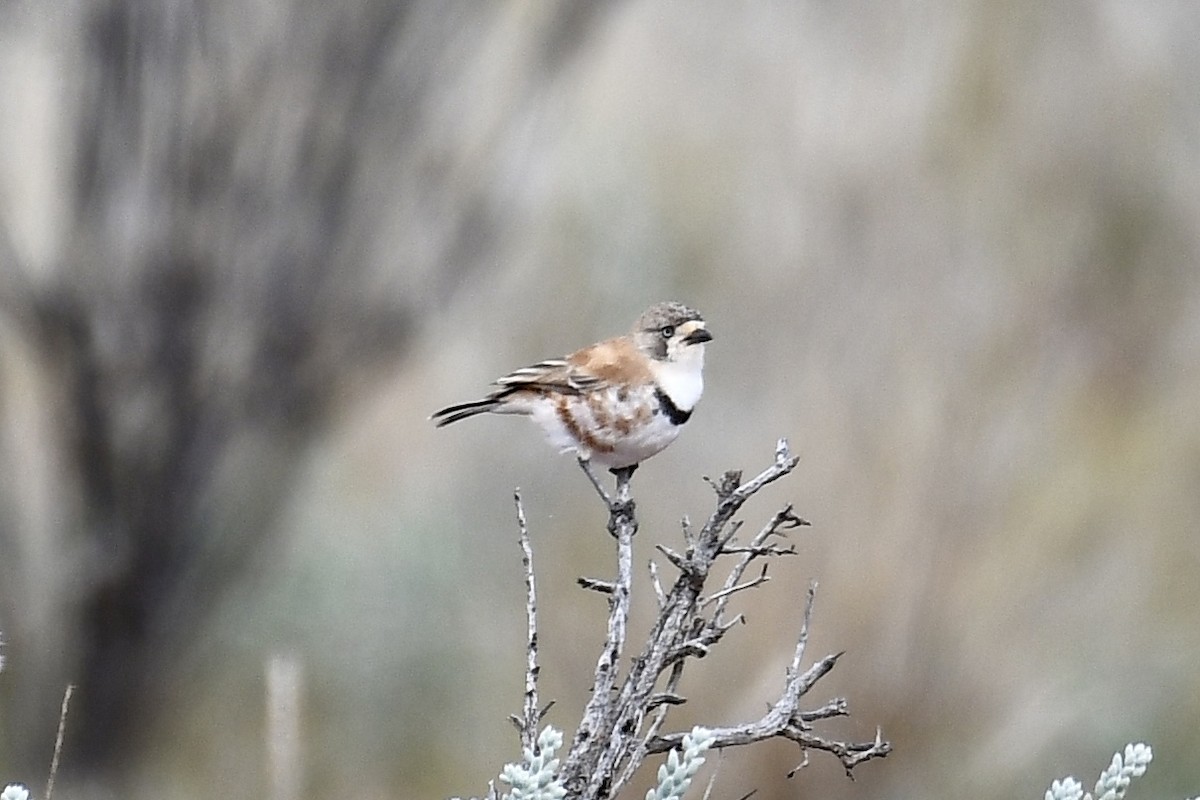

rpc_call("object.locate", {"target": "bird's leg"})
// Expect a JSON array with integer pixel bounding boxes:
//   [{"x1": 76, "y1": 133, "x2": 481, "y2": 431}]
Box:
[
  {"x1": 577, "y1": 457, "x2": 614, "y2": 507},
  {"x1": 576, "y1": 458, "x2": 638, "y2": 537},
  {"x1": 608, "y1": 463, "x2": 638, "y2": 480}
]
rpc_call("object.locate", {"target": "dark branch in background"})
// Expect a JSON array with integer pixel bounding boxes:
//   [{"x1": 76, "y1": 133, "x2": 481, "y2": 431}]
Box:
[
  {"x1": 496, "y1": 440, "x2": 890, "y2": 800},
  {"x1": 0, "y1": 2, "x2": 616, "y2": 780}
]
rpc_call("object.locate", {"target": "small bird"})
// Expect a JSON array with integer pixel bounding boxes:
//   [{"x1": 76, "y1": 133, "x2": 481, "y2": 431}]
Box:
[{"x1": 431, "y1": 301, "x2": 712, "y2": 470}]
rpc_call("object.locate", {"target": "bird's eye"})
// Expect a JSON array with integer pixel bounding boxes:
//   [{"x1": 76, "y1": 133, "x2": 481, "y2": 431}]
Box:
[{"x1": 659, "y1": 325, "x2": 675, "y2": 339}]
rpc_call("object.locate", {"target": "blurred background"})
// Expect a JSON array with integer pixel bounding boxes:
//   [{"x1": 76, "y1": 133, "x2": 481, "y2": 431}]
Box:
[{"x1": 1, "y1": 1, "x2": 1198, "y2": 798}]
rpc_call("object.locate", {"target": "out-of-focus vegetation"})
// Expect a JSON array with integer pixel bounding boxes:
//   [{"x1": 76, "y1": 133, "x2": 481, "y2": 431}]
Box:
[{"x1": 0, "y1": 1, "x2": 1197, "y2": 798}]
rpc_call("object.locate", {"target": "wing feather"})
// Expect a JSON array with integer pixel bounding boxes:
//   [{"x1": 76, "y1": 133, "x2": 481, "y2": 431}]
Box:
[{"x1": 493, "y1": 358, "x2": 606, "y2": 394}]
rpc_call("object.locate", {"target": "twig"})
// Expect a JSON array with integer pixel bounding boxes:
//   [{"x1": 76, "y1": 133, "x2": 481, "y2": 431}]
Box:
[
  {"x1": 577, "y1": 576, "x2": 616, "y2": 594},
  {"x1": 45, "y1": 683, "x2": 74, "y2": 800},
  {"x1": 798, "y1": 697, "x2": 849, "y2": 722},
  {"x1": 510, "y1": 490, "x2": 542, "y2": 750},
  {"x1": 654, "y1": 543, "x2": 688, "y2": 571},
  {"x1": 702, "y1": 563, "x2": 771, "y2": 607},
  {"x1": 644, "y1": 584, "x2": 891, "y2": 773},
  {"x1": 711, "y1": 505, "x2": 809, "y2": 625},
  {"x1": 648, "y1": 560, "x2": 667, "y2": 609},
  {"x1": 631, "y1": 656, "x2": 686, "y2": 784},
  {"x1": 718, "y1": 544, "x2": 797, "y2": 556}
]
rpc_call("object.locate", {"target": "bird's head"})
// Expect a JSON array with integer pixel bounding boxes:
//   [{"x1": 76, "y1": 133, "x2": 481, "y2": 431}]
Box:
[{"x1": 633, "y1": 301, "x2": 712, "y2": 364}]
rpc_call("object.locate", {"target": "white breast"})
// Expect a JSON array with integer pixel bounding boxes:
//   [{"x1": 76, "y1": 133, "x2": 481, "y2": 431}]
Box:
[{"x1": 651, "y1": 344, "x2": 705, "y2": 411}]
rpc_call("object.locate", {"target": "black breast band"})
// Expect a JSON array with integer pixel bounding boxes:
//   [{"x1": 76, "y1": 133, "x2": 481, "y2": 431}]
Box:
[{"x1": 654, "y1": 388, "x2": 692, "y2": 425}]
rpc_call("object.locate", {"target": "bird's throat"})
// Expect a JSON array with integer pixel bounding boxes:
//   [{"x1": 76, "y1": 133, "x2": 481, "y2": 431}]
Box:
[{"x1": 652, "y1": 350, "x2": 705, "y2": 412}]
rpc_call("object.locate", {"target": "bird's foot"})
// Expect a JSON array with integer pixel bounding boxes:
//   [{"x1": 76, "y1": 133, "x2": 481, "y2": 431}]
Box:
[{"x1": 606, "y1": 463, "x2": 638, "y2": 537}]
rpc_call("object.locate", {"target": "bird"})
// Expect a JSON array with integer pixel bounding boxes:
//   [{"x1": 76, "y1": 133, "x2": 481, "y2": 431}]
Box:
[{"x1": 431, "y1": 301, "x2": 712, "y2": 470}]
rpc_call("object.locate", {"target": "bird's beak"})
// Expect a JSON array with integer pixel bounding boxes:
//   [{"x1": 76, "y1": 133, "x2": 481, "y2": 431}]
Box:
[{"x1": 683, "y1": 327, "x2": 713, "y2": 345}]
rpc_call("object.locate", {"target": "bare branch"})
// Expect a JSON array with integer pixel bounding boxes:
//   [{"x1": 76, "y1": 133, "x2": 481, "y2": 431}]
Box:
[
  {"x1": 643, "y1": 585, "x2": 890, "y2": 774},
  {"x1": 479, "y1": 440, "x2": 889, "y2": 800},
  {"x1": 561, "y1": 439, "x2": 886, "y2": 799},
  {"x1": 711, "y1": 504, "x2": 809, "y2": 626},
  {"x1": 577, "y1": 577, "x2": 616, "y2": 594},
  {"x1": 45, "y1": 683, "x2": 75, "y2": 800},
  {"x1": 648, "y1": 560, "x2": 667, "y2": 609},
  {"x1": 621, "y1": 657, "x2": 687, "y2": 791},
  {"x1": 654, "y1": 544, "x2": 688, "y2": 572},
  {"x1": 680, "y1": 515, "x2": 696, "y2": 550},
  {"x1": 646, "y1": 692, "x2": 687, "y2": 709},
  {"x1": 799, "y1": 697, "x2": 849, "y2": 722},
  {"x1": 718, "y1": 544, "x2": 797, "y2": 556},
  {"x1": 511, "y1": 490, "x2": 542, "y2": 751},
  {"x1": 563, "y1": 464, "x2": 637, "y2": 795},
  {"x1": 702, "y1": 564, "x2": 771, "y2": 608}
]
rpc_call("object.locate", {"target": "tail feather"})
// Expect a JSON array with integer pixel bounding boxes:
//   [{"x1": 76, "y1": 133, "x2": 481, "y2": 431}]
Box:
[{"x1": 430, "y1": 398, "x2": 500, "y2": 427}]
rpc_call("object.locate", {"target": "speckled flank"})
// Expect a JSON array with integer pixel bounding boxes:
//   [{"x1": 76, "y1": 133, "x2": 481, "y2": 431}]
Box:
[
  {"x1": 614, "y1": 396, "x2": 651, "y2": 435},
  {"x1": 555, "y1": 394, "x2": 615, "y2": 454},
  {"x1": 586, "y1": 391, "x2": 612, "y2": 431}
]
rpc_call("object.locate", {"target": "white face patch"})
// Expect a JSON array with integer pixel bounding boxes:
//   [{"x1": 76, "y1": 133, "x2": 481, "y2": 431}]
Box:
[{"x1": 652, "y1": 341, "x2": 705, "y2": 411}]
